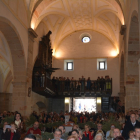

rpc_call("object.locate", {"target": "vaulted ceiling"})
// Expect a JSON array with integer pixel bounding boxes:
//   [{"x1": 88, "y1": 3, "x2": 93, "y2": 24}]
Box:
[{"x1": 31, "y1": 0, "x2": 124, "y2": 54}]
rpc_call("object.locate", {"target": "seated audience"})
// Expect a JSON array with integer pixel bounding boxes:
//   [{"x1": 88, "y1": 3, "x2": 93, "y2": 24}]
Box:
[
  {"x1": 120, "y1": 123, "x2": 125, "y2": 133},
  {"x1": 14, "y1": 112, "x2": 26, "y2": 139},
  {"x1": 134, "y1": 127, "x2": 140, "y2": 140},
  {"x1": 118, "y1": 114, "x2": 125, "y2": 125},
  {"x1": 113, "y1": 128, "x2": 121, "y2": 139},
  {"x1": 106, "y1": 124, "x2": 115, "y2": 139},
  {"x1": 136, "y1": 114, "x2": 140, "y2": 122},
  {"x1": 14, "y1": 113, "x2": 22, "y2": 129},
  {"x1": 26, "y1": 122, "x2": 41, "y2": 135},
  {"x1": 67, "y1": 135, "x2": 77, "y2": 140},
  {"x1": 52, "y1": 129, "x2": 63, "y2": 140},
  {"x1": 128, "y1": 131, "x2": 134, "y2": 140},
  {"x1": 58, "y1": 126, "x2": 68, "y2": 140},
  {"x1": 72, "y1": 125, "x2": 79, "y2": 130},
  {"x1": 3, "y1": 109, "x2": 140, "y2": 140},
  {"x1": 83, "y1": 125, "x2": 94, "y2": 140},
  {"x1": 24, "y1": 134, "x2": 36, "y2": 140},
  {"x1": 33, "y1": 134, "x2": 42, "y2": 140},
  {"x1": 122, "y1": 113, "x2": 140, "y2": 139},
  {"x1": 71, "y1": 129, "x2": 80, "y2": 140},
  {"x1": 94, "y1": 133, "x2": 103, "y2": 140},
  {"x1": 1, "y1": 123, "x2": 20, "y2": 140},
  {"x1": 77, "y1": 129, "x2": 83, "y2": 140},
  {"x1": 94, "y1": 123, "x2": 106, "y2": 137}
]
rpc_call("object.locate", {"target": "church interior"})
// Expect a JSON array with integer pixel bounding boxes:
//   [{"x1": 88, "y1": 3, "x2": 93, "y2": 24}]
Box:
[{"x1": 0, "y1": 0, "x2": 139, "y2": 116}]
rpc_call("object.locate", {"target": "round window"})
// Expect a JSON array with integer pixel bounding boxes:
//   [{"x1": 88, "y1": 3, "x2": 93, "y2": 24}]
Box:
[{"x1": 82, "y1": 36, "x2": 90, "y2": 43}]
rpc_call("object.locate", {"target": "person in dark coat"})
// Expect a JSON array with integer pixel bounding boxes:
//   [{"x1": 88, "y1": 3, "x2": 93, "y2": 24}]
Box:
[
  {"x1": 122, "y1": 113, "x2": 140, "y2": 139},
  {"x1": 1, "y1": 123, "x2": 20, "y2": 140}
]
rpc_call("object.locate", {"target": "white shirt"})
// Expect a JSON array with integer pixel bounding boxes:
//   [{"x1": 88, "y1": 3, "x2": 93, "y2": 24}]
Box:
[{"x1": 132, "y1": 121, "x2": 136, "y2": 126}]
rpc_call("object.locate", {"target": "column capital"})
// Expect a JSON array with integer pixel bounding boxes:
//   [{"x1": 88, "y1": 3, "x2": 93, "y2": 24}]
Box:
[{"x1": 28, "y1": 28, "x2": 38, "y2": 39}]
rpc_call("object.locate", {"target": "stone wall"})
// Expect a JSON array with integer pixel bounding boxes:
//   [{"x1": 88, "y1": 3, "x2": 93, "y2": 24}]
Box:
[
  {"x1": 25, "y1": 92, "x2": 52, "y2": 115},
  {"x1": 0, "y1": 91, "x2": 53, "y2": 115},
  {"x1": 0, "y1": 92, "x2": 12, "y2": 113},
  {"x1": 53, "y1": 57, "x2": 120, "y2": 96}
]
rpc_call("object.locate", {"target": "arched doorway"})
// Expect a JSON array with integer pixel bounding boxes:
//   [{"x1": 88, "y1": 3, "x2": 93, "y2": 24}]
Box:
[
  {"x1": 32, "y1": 101, "x2": 47, "y2": 113},
  {"x1": 125, "y1": 14, "x2": 139, "y2": 112}
]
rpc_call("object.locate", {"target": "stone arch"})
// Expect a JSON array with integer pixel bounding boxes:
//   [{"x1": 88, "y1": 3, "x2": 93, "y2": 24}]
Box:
[
  {"x1": 0, "y1": 16, "x2": 26, "y2": 83},
  {"x1": 0, "y1": 16, "x2": 27, "y2": 113},
  {"x1": 125, "y1": 12, "x2": 139, "y2": 112}
]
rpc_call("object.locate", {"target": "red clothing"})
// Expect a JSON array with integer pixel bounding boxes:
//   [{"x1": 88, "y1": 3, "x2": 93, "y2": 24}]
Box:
[
  {"x1": 10, "y1": 132, "x2": 14, "y2": 140},
  {"x1": 84, "y1": 131, "x2": 94, "y2": 140},
  {"x1": 80, "y1": 117, "x2": 83, "y2": 123},
  {"x1": 26, "y1": 127, "x2": 41, "y2": 135}
]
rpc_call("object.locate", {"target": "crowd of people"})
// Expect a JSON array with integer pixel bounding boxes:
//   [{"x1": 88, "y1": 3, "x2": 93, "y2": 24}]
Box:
[
  {"x1": 1, "y1": 110, "x2": 140, "y2": 140},
  {"x1": 51, "y1": 76, "x2": 112, "y2": 92},
  {"x1": 33, "y1": 73, "x2": 112, "y2": 92}
]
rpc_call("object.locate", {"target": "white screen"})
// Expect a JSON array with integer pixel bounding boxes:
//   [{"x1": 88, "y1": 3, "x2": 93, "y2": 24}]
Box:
[{"x1": 73, "y1": 98, "x2": 96, "y2": 113}]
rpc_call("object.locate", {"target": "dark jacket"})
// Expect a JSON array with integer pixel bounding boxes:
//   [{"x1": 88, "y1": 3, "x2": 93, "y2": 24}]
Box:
[
  {"x1": 122, "y1": 120, "x2": 140, "y2": 139},
  {"x1": 1, "y1": 130, "x2": 20, "y2": 140}
]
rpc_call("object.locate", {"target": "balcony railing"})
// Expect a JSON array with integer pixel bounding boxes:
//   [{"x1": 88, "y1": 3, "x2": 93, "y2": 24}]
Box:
[{"x1": 32, "y1": 77, "x2": 112, "y2": 97}]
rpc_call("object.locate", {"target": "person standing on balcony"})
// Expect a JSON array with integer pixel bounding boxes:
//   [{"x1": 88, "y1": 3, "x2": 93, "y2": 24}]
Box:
[
  {"x1": 71, "y1": 77, "x2": 75, "y2": 91},
  {"x1": 81, "y1": 76, "x2": 85, "y2": 91},
  {"x1": 77, "y1": 78, "x2": 81, "y2": 91},
  {"x1": 87, "y1": 77, "x2": 91, "y2": 90},
  {"x1": 100, "y1": 76, "x2": 105, "y2": 91},
  {"x1": 96, "y1": 77, "x2": 100, "y2": 91},
  {"x1": 62, "y1": 77, "x2": 65, "y2": 91},
  {"x1": 105, "y1": 76, "x2": 111, "y2": 91},
  {"x1": 66, "y1": 77, "x2": 70, "y2": 91}
]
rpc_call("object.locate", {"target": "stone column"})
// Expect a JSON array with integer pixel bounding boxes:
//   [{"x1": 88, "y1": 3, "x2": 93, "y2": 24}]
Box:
[
  {"x1": 12, "y1": 82, "x2": 27, "y2": 115},
  {"x1": 25, "y1": 28, "x2": 38, "y2": 116},
  {"x1": 0, "y1": 92, "x2": 12, "y2": 112},
  {"x1": 27, "y1": 28, "x2": 38, "y2": 86},
  {"x1": 118, "y1": 92, "x2": 125, "y2": 108}
]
